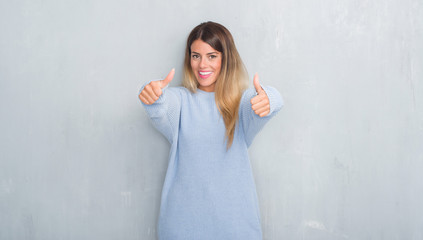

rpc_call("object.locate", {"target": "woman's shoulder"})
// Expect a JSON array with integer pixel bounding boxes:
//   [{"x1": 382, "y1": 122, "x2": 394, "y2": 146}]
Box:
[
  {"x1": 164, "y1": 86, "x2": 195, "y2": 101},
  {"x1": 166, "y1": 86, "x2": 190, "y2": 94},
  {"x1": 168, "y1": 86, "x2": 215, "y2": 97}
]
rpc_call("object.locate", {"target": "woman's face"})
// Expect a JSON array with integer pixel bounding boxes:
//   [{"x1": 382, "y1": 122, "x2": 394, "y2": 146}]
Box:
[{"x1": 190, "y1": 39, "x2": 222, "y2": 92}]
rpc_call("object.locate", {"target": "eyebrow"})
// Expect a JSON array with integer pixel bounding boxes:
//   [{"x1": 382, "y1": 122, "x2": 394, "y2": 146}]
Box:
[{"x1": 191, "y1": 51, "x2": 219, "y2": 55}]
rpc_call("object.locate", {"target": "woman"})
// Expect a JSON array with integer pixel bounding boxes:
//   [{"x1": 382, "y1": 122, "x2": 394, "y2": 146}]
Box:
[{"x1": 139, "y1": 21, "x2": 283, "y2": 240}]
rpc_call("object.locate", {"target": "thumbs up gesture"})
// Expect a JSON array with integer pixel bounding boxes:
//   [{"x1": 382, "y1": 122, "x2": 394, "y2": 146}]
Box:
[
  {"x1": 250, "y1": 73, "x2": 270, "y2": 117},
  {"x1": 139, "y1": 68, "x2": 175, "y2": 105}
]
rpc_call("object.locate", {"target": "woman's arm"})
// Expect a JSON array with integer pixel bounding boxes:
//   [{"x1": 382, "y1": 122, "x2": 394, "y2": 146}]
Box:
[
  {"x1": 239, "y1": 74, "x2": 284, "y2": 147},
  {"x1": 138, "y1": 69, "x2": 181, "y2": 143}
]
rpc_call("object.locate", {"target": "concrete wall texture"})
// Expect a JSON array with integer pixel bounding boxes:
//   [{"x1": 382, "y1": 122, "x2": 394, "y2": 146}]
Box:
[{"x1": 1, "y1": 0, "x2": 422, "y2": 239}]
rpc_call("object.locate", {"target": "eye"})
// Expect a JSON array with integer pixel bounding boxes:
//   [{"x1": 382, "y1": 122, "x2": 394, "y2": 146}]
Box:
[
  {"x1": 209, "y1": 55, "x2": 217, "y2": 59},
  {"x1": 191, "y1": 54, "x2": 200, "y2": 59}
]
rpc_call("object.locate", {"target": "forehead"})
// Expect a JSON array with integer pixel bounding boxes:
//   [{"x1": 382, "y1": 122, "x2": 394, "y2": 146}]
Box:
[{"x1": 191, "y1": 39, "x2": 219, "y2": 53}]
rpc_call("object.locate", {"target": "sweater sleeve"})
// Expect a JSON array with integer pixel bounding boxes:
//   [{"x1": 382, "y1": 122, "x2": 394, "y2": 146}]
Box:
[
  {"x1": 239, "y1": 86, "x2": 284, "y2": 147},
  {"x1": 138, "y1": 81, "x2": 182, "y2": 143}
]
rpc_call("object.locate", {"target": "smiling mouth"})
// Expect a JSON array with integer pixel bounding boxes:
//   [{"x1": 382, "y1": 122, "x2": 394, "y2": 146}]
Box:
[{"x1": 199, "y1": 71, "x2": 212, "y2": 79}]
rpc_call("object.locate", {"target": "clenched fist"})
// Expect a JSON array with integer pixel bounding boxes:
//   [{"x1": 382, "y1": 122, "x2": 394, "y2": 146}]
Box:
[
  {"x1": 250, "y1": 73, "x2": 270, "y2": 117},
  {"x1": 139, "y1": 68, "x2": 175, "y2": 105}
]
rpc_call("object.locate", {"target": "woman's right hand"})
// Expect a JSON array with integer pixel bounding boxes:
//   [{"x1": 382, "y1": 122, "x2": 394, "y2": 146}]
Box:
[{"x1": 139, "y1": 68, "x2": 175, "y2": 105}]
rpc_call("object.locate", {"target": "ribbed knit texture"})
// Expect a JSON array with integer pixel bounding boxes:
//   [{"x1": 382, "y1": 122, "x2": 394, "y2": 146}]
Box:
[{"x1": 139, "y1": 82, "x2": 283, "y2": 240}]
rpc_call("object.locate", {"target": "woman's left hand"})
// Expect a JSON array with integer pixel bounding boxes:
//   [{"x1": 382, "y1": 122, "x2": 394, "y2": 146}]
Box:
[{"x1": 250, "y1": 73, "x2": 270, "y2": 117}]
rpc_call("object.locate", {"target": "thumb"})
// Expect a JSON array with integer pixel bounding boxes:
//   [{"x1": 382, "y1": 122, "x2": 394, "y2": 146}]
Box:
[
  {"x1": 160, "y1": 68, "x2": 175, "y2": 88},
  {"x1": 253, "y1": 73, "x2": 263, "y2": 93}
]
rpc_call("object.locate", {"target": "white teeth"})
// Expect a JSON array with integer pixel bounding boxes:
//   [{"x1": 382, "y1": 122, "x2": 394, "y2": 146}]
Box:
[{"x1": 199, "y1": 71, "x2": 212, "y2": 75}]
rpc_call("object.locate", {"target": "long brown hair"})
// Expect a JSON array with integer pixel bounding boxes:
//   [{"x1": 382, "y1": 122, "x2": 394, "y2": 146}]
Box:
[{"x1": 182, "y1": 21, "x2": 248, "y2": 148}]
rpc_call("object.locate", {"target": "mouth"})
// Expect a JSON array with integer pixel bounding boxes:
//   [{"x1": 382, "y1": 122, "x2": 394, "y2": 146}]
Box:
[{"x1": 198, "y1": 71, "x2": 212, "y2": 79}]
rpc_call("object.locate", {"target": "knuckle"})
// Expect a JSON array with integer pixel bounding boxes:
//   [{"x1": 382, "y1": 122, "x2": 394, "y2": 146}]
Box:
[{"x1": 152, "y1": 82, "x2": 160, "y2": 89}]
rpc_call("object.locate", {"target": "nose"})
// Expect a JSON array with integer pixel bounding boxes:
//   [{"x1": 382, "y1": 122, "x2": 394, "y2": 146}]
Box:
[{"x1": 199, "y1": 57, "x2": 207, "y2": 68}]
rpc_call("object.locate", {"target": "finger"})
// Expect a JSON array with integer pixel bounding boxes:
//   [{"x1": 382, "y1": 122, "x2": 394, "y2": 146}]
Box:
[
  {"x1": 160, "y1": 68, "x2": 175, "y2": 88},
  {"x1": 141, "y1": 87, "x2": 157, "y2": 104},
  {"x1": 259, "y1": 110, "x2": 270, "y2": 117},
  {"x1": 255, "y1": 104, "x2": 270, "y2": 113},
  {"x1": 139, "y1": 94, "x2": 150, "y2": 105},
  {"x1": 254, "y1": 105, "x2": 270, "y2": 116},
  {"x1": 140, "y1": 91, "x2": 155, "y2": 104},
  {"x1": 144, "y1": 84, "x2": 159, "y2": 101},
  {"x1": 251, "y1": 99, "x2": 269, "y2": 111},
  {"x1": 250, "y1": 94, "x2": 266, "y2": 105},
  {"x1": 151, "y1": 82, "x2": 163, "y2": 97},
  {"x1": 252, "y1": 94, "x2": 269, "y2": 107},
  {"x1": 253, "y1": 73, "x2": 263, "y2": 94}
]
